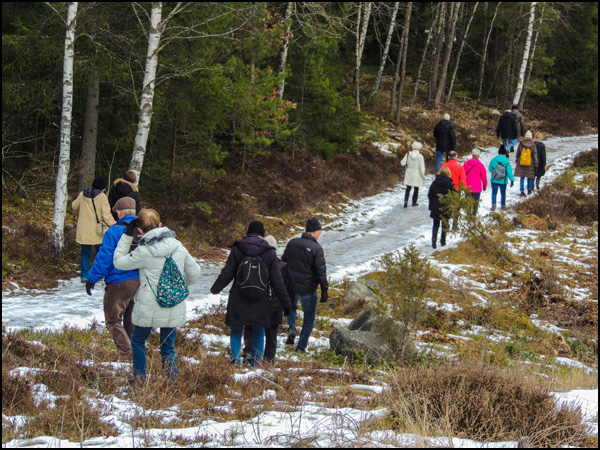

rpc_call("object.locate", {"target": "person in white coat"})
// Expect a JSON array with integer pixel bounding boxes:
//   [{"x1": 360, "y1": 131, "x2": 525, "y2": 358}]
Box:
[
  {"x1": 401, "y1": 141, "x2": 426, "y2": 207},
  {"x1": 114, "y1": 208, "x2": 202, "y2": 385}
]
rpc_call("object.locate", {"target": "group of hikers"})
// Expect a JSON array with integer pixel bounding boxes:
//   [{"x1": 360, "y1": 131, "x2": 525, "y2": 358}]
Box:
[
  {"x1": 71, "y1": 105, "x2": 547, "y2": 384},
  {"x1": 73, "y1": 177, "x2": 328, "y2": 384},
  {"x1": 405, "y1": 108, "x2": 547, "y2": 248}
]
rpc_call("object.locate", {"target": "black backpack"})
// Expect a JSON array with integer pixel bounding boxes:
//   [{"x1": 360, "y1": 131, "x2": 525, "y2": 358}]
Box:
[{"x1": 235, "y1": 255, "x2": 269, "y2": 299}]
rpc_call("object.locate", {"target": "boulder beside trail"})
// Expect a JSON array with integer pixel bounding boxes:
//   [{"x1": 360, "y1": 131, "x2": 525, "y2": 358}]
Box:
[
  {"x1": 343, "y1": 281, "x2": 380, "y2": 306},
  {"x1": 330, "y1": 305, "x2": 417, "y2": 365}
]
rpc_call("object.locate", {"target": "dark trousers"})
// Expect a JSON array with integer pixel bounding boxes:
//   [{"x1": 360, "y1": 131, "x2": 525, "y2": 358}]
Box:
[
  {"x1": 432, "y1": 219, "x2": 448, "y2": 247},
  {"x1": 244, "y1": 324, "x2": 280, "y2": 363},
  {"x1": 404, "y1": 187, "x2": 419, "y2": 205}
]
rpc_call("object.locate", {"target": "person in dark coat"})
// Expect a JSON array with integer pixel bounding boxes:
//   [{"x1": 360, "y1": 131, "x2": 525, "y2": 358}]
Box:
[
  {"x1": 511, "y1": 104, "x2": 526, "y2": 138},
  {"x1": 211, "y1": 221, "x2": 292, "y2": 367},
  {"x1": 282, "y1": 218, "x2": 329, "y2": 353},
  {"x1": 428, "y1": 166, "x2": 456, "y2": 249},
  {"x1": 496, "y1": 109, "x2": 519, "y2": 154},
  {"x1": 433, "y1": 113, "x2": 457, "y2": 172},
  {"x1": 108, "y1": 170, "x2": 141, "y2": 221},
  {"x1": 533, "y1": 133, "x2": 547, "y2": 190}
]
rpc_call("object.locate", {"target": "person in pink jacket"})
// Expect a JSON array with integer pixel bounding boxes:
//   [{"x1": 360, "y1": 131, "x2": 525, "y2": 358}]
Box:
[{"x1": 463, "y1": 148, "x2": 488, "y2": 215}]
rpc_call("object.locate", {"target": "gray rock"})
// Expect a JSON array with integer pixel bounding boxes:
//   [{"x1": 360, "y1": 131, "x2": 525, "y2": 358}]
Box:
[
  {"x1": 343, "y1": 281, "x2": 380, "y2": 306},
  {"x1": 331, "y1": 305, "x2": 417, "y2": 364},
  {"x1": 330, "y1": 327, "x2": 393, "y2": 365}
]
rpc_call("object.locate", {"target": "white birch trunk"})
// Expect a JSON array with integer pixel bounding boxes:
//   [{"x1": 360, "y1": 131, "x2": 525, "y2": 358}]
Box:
[
  {"x1": 277, "y1": 2, "x2": 294, "y2": 100},
  {"x1": 512, "y1": 2, "x2": 536, "y2": 106},
  {"x1": 477, "y1": 2, "x2": 501, "y2": 104},
  {"x1": 435, "y1": 2, "x2": 461, "y2": 105},
  {"x1": 446, "y1": 2, "x2": 478, "y2": 104},
  {"x1": 366, "y1": 2, "x2": 399, "y2": 102},
  {"x1": 51, "y1": 2, "x2": 78, "y2": 258},
  {"x1": 410, "y1": 5, "x2": 438, "y2": 112},
  {"x1": 355, "y1": 2, "x2": 372, "y2": 111},
  {"x1": 129, "y1": 2, "x2": 163, "y2": 184},
  {"x1": 394, "y1": 1, "x2": 412, "y2": 119}
]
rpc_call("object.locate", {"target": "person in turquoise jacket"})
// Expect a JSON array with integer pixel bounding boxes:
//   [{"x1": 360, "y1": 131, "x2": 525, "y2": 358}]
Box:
[{"x1": 488, "y1": 146, "x2": 514, "y2": 211}]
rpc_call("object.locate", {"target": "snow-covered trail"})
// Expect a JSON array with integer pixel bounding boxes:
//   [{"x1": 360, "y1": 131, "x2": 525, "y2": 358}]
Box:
[{"x1": 2, "y1": 135, "x2": 597, "y2": 331}]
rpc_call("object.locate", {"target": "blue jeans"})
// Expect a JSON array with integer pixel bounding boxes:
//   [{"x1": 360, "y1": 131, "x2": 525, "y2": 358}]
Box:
[
  {"x1": 231, "y1": 326, "x2": 264, "y2": 367},
  {"x1": 502, "y1": 138, "x2": 519, "y2": 154},
  {"x1": 80, "y1": 244, "x2": 101, "y2": 281},
  {"x1": 435, "y1": 151, "x2": 448, "y2": 173},
  {"x1": 131, "y1": 326, "x2": 177, "y2": 385},
  {"x1": 286, "y1": 291, "x2": 318, "y2": 352},
  {"x1": 491, "y1": 183, "x2": 507, "y2": 207},
  {"x1": 520, "y1": 177, "x2": 534, "y2": 194}
]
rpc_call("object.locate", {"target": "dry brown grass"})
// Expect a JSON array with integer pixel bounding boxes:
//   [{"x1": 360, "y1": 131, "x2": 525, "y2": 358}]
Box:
[{"x1": 381, "y1": 362, "x2": 588, "y2": 447}]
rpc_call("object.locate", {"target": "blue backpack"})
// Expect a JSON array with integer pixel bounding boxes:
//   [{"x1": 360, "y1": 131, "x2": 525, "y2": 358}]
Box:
[{"x1": 147, "y1": 255, "x2": 189, "y2": 308}]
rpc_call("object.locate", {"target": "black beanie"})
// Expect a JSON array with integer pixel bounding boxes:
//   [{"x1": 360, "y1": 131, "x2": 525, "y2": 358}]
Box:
[
  {"x1": 306, "y1": 217, "x2": 322, "y2": 233},
  {"x1": 92, "y1": 177, "x2": 107, "y2": 190},
  {"x1": 247, "y1": 220, "x2": 265, "y2": 237}
]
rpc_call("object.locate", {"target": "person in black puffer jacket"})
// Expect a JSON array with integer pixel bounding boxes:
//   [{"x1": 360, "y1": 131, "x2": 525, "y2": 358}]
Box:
[
  {"x1": 428, "y1": 166, "x2": 456, "y2": 249},
  {"x1": 243, "y1": 235, "x2": 297, "y2": 364},
  {"x1": 211, "y1": 221, "x2": 292, "y2": 367},
  {"x1": 108, "y1": 171, "x2": 141, "y2": 221},
  {"x1": 282, "y1": 218, "x2": 329, "y2": 353}
]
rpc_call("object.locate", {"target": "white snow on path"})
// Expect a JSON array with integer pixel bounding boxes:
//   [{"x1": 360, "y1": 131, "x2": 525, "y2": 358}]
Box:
[{"x1": 2, "y1": 135, "x2": 597, "y2": 331}]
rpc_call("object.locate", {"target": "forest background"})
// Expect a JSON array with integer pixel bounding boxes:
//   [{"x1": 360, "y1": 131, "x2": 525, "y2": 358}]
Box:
[{"x1": 2, "y1": 2, "x2": 598, "y2": 289}]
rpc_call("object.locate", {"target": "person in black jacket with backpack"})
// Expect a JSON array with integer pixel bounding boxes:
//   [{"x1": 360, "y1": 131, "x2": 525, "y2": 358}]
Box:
[
  {"x1": 210, "y1": 221, "x2": 292, "y2": 367},
  {"x1": 433, "y1": 113, "x2": 457, "y2": 173},
  {"x1": 282, "y1": 218, "x2": 329, "y2": 353}
]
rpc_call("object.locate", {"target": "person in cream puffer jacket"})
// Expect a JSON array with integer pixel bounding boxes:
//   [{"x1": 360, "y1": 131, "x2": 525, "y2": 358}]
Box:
[
  {"x1": 400, "y1": 141, "x2": 426, "y2": 207},
  {"x1": 113, "y1": 208, "x2": 201, "y2": 384}
]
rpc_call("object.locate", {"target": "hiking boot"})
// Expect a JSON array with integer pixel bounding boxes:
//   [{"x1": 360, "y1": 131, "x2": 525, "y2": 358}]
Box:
[
  {"x1": 403, "y1": 202, "x2": 408, "y2": 208},
  {"x1": 432, "y1": 241, "x2": 437, "y2": 249},
  {"x1": 286, "y1": 326, "x2": 296, "y2": 346},
  {"x1": 491, "y1": 205, "x2": 496, "y2": 212},
  {"x1": 520, "y1": 192, "x2": 526, "y2": 197},
  {"x1": 501, "y1": 206, "x2": 507, "y2": 211},
  {"x1": 412, "y1": 203, "x2": 419, "y2": 207},
  {"x1": 294, "y1": 347, "x2": 306, "y2": 354}
]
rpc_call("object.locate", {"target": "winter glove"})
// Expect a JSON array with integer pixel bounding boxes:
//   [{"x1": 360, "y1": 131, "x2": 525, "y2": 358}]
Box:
[
  {"x1": 510, "y1": 181, "x2": 514, "y2": 188},
  {"x1": 319, "y1": 290, "x2": 329, "y2": 303},
  {"x1": 124, "y1": 218, "x2": 138, "y2": 237},
  {"x1": 283, "y1": 307, "x2": 291, "y2": 317},
  {"x1": 85, "y1": 281, "x2": 95, "y2": 296}
]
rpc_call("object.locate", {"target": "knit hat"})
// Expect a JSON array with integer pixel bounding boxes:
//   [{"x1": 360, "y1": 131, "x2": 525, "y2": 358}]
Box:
[
  {"x1": 112, "y1": 196, "x2": 136, "y2": 213},
  {"x1": 411, "y1": 141, "x2": 423, "y2": 151},
  {"x1": 511, "y1": 104, "x2": 519, "y2": 111},
  {"x1": 247, "y1": 220, "x2": 265, "y2": 237},
  {"x1": 92, "y1": 177, "x2": 107, "y2": 190},
  {"x1": 264, "y1": 235, "x2": 277, "y2": 248},
  {"x1": 306, "y1": 217, "x2": 322, "y2": 233},
  {"x1": 472, "y1": 148, "x2": 481, "y2": 158},
  {"x1": 525, "y1": 131, "x2": 533, "y2": 139}
]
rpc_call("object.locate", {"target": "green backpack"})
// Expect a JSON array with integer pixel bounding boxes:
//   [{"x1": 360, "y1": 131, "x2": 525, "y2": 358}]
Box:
[{"x1": 147, "y1": 255, "x2": 189, "y2": 308}]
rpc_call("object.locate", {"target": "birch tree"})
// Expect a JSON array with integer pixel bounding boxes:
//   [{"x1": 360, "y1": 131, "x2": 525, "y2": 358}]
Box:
[
  {"x1": 435, "y1": 2, "x2": 461, "y2": 105},
  {"x1": 477, "y1": 2, "x2": 501, "y2": 104},
  {"x1": 366, "y1": 2, "x2": 399, "y2": 103},
  {"x1": 277, "y1": 2, "x2": 294, "y2": 100},
  {"x1": 513, "y1": 2, "x2": 537, "y2": 106},
  {"x1": 51, "y1": 1, "x2": 78, "y2": 258},
  {"x1": 354, "y1": 2, "x2": 372, "y2": 111},
  {"x1": 446, "y1": 2, "x2": 478, "y2": 104},
  {"x1": 394, "y1": 2, "x2": 413, "y2": 117},
  {"x1": 129, "y1": 2, "x2": 164, "y2": 184},
  {"x1": 410, "y1": 5, "x2": 439, "y2": 112}
]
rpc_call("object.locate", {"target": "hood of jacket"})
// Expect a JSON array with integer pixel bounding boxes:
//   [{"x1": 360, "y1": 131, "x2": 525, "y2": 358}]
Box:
[
  {"x1": 138, "y1": 227, "x2": 179, "y2": 257},
  {"x1": 520, "y1": 138, "x2": 536, "y2": 149},
  {"x1": 463, "y1": 158, "x2": 481, "y2": 172},
  {"x1": 408, "y1": 150, "x2": 421, "y2": 160},
  {"x1": 501, "y1": 111, "x2": 513, "y2": 120},
  {"x1": 83, "y1": 187, "x2": 104, "y2": 199},
  {"x1": 492, "y1": 154, "x2": 511, "y2": 165},
  {"x1": 233, "y1": 235, "x2": 273, "y2": 257},
  {"x1": 112, "y1": 178, "x2": 139, "y2": 193},
  {"x1": 432, "y1": 174, "x2": 455, "y2": 189}
]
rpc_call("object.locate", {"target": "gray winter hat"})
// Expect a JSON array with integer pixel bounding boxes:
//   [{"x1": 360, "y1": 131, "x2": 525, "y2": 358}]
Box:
[
  {"x1": 265, "y1": 235, "x2": 277, "y2": 248},
  {"x1": 306, "y1": 217, "x2": 322, "y2": 233}
]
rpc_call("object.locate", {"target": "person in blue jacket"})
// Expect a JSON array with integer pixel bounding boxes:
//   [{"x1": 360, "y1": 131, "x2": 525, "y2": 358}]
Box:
[
  {"x1": 488, "y1": 146, "x2": 515, "y2": 211},
  {"x1": 86, "y1": 196, "x2": 140, "y2": 359}
]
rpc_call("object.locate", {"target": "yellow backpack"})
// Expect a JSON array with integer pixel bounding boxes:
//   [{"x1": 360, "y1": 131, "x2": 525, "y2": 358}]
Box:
[{"x1": 520, "y1": 146, "x2": 532, "y2": 166}]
